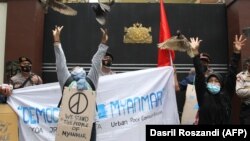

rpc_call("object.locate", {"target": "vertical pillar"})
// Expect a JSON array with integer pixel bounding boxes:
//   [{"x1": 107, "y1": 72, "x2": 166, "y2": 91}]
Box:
[{"x1": 0, "y1": 2, "x2": 7, "y2": 84}]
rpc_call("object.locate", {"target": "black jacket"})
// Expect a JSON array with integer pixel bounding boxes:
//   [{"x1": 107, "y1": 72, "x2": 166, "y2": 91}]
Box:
[{"x1": 193, "y1": 53, "x2": 240, "y2": 124}]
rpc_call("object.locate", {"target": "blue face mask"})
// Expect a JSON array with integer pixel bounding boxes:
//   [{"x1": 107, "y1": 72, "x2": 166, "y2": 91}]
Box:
[{"x1": 207, "y1": 83, "x2": 221, "y2": 95}]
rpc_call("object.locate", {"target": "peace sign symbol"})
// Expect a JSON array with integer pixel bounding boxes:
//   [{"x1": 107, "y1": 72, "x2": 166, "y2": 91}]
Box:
[{"x1": 68, "y1": 92, "x2": 88, "y2": 114}]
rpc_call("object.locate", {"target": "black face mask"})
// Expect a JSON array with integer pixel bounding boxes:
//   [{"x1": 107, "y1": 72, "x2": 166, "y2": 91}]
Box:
[
  {"x1": 102, "y1": 60, "x2": 112, "y2": 67},
  {"x1": 203, "y1": 66, "x2": 208, "y2": 72},
  {"x1": 21, "y1": 65, "x2": 31, "y2": 72}
]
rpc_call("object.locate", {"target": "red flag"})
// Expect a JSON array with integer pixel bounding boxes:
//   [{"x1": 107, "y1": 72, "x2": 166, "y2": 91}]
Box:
[{"x1": 157, "y1": 0, "x2": 175, "y2": 67}]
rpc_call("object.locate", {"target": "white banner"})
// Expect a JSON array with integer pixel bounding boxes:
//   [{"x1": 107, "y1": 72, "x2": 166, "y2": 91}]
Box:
[
  {"x1": 96, "y1": 66, "x2": 179, "y2": 141},
  {"x1": 181, "y1": 84, "x2": 199, "y2": 124},
  {"x1": 7, "y1": 82, "x2": 61, "y2": 141},
  {"x1": 7, "y1": 67, "x2": 179, "y2": 141}
]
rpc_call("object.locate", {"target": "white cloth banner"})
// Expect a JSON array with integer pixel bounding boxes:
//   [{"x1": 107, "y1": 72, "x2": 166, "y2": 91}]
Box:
[
  {"x1": 96, "y1": 66, "x2": 179, "y2": 141},
  {"x1": 7, "y1": 66, "x2": 179, "y2": 141},
  {"x1": 7, "y1": 82, "x2": 61, "y2": 141}
]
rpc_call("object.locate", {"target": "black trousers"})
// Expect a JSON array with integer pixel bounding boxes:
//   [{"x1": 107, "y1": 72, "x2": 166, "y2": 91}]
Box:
[
  {"x1": 0, "y1": 95, "x2": 7, "y2": 103},
  {"x1": 240, "y1": 103, "x2": 250, "y2": 125},
  {"x1": 90, "y1": 122, "x2": 96, "y2": 141}
]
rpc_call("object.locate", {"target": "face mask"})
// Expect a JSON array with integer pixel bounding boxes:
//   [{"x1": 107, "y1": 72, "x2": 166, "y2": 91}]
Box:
[
  {"x1": 207, "y1": 83, "x2": 221, "y2": 95},
  {"x1": 102, "y1": 60, "x2": 112, "y2": 67},
  {"x1": 71, "y1": 67, "x2": 86, "y2": 81},
  {"x1": 21, "y1": 65, "x2": 31, "y2": 72},
  {"x1": 203, "y1": 66, "x2": 208, "y2": 72}
]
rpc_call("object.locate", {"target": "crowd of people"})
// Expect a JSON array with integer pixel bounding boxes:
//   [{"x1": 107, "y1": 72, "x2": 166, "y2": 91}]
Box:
[
  {"x1": 172, "y1": 35, "x2": 247, "y2": 125},
  {"x1": 0, "y1": 27, "x2": 249, "y2": 140},
  {"x1": 0, "y1": 26, "x2": 117, "y2": 141}
]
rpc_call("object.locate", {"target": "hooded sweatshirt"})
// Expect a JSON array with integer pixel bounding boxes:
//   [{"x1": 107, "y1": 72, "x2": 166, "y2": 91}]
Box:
[{"x1": 193, "y1": 53, "x2": 240, "y2": 124}]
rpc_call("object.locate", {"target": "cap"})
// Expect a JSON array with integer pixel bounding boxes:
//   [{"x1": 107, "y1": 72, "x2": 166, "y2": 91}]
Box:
[
  {"x1": 105, "y1": 52, "x2": 114, "y2": 61},
  {"x1": 19, "y1": 57, "x2": 32, "y2": 64},
  {"x1": 200, "y1": 53, "x2": 211, "y2": 63}
]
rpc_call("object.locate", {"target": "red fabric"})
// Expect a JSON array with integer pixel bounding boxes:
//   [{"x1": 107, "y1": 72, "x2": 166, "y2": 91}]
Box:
[{"x1": 157, "y1": 0, "x2": 175, "y2": 67}]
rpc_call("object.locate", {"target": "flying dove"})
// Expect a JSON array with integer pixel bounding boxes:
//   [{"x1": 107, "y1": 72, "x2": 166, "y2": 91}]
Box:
[
  {"x1": 39, "y1": 0, "x2": 77, "y2": 16},
  {"x1": 91, "y1": 0, "x2": 115, "y2": 25},
  {"x1": 158, "y1": 30, "x2": 195, "y2": 57}
]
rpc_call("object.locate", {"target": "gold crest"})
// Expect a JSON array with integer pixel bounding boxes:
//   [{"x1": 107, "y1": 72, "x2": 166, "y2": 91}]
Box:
[{"x1": 124, "y1": 23, "x2": 152, "y2": 44}]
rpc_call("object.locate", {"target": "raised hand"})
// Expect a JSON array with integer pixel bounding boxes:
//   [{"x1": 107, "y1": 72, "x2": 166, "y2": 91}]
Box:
[
  {"x1": 52, "y1": 25, "x2": 64, "y2": 43},
  {"x1": 233, "y1": 34, "x2": 247, "y2": 53},
  {"x1": 189, "y1": 37, "x2": 202, "y2": 56},
  {"x1": 101, "y1": 28, "x2": 108, "y2": 44}
]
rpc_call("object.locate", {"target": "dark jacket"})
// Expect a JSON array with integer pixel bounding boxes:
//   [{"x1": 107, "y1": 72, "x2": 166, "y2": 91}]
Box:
[
  {"x1": 193, "y1": 53, "x2": 240, "y2": 124},
  {"x1": 179, "y1": 73, "x2": 195, "y2": 91}
]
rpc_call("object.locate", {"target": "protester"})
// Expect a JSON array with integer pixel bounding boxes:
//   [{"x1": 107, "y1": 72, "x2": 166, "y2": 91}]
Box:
[
  {"x1": 188, "y1": 35, "x2": 246, "y2": 124},
  {"x1": 236, "y1": 57, "x2": 250, "y2": 124},
  {"x1": 100, "y1": 52, "x2": 115, "y2": 76},
  {"x1": 177, "y1": 53, "x2": 212, "y2": 121},
  {"x1": 52, "y1": 25, "x2": 109, "y2": 141},
  {"x1": 179, "y1": 53, "x2": 212, "y2": 91}
]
